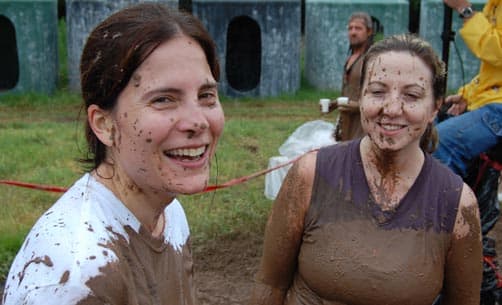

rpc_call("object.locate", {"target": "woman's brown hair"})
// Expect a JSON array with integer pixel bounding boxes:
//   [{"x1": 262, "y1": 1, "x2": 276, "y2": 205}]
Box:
[
  {"x1": 360, "y1": 33, "x2": 446, "y2": 153},
  {"x1": 80, "y1": 3, "x2": 219, "y2": 169}
]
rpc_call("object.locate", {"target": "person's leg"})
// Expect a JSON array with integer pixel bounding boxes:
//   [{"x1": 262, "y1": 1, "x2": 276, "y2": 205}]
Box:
[{"x1": 433, "y1": 104, "x2": 502, "y2": 177}]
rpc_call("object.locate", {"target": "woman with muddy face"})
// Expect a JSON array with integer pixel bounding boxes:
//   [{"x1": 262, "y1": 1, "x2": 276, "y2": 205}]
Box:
[
  {"x1": 250, "y1": 34, "x2": 482, "y2": 305},
  {"x1": 3, "y1": 3, "x2": 224, "y2": 305}
]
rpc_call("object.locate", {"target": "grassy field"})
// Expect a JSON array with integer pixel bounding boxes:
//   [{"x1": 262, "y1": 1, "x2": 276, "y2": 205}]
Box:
[
  {"x1": 0, "y1": 86, "x2": 339, "y2": 282},
  {"x1": 0, "y1": 17, "x2": 339, "y2": 281}
]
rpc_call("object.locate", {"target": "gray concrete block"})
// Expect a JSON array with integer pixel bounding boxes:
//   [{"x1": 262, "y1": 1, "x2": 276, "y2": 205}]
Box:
[
  {"x1": 304, "y1": 0, "x2": 409, "y2": 91},
  {"x1": 193, "y1": 0, "x2": 301, "y2": 98},
  {"x1": 0, "y1": 0, "x2": 58, "y2": 95},
  {"x1": 66, "y1": 0, "x2": 177, "y2": 92}
]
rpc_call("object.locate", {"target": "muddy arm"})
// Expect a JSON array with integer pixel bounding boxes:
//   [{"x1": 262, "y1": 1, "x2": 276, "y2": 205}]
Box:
[
  {"x1": 249, "y1": 153, "x2": 316, "y2": 305},
  {"x1": 441, "y1": 184, "x2": 483, "y2": 305}
]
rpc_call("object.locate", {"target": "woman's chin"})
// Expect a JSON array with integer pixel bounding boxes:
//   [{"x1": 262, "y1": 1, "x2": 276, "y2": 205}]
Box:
[{"x1": 171, "y1": 175, "x2": 210, "y2": 195}]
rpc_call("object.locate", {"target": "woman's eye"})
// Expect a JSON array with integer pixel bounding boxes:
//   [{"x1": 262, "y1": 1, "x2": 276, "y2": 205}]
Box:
[
  {"x1": 152, "y1": 96, "x2": 174, "y2": 104},
  {"x1": 152, "y1": 96, "x2": 168, "y2": 103},
  {"x1": 366, "y1": 84, "x2": 385, "y2": 96},
  {"x1": 199, "y1": 92, "x2": 213, "y2": 99},
  {"x1": 150, "y1": 96, "x2": 177, "y2": 109},
  {"x1": 370, "y1": 89, "x2": 385, "y2": 96},
  {"x1": 199, "y1": 91, "x2": 218, "y2": 106},
  {"x1": 404, "y1": 92, "x2": 421, "y2": 101}
]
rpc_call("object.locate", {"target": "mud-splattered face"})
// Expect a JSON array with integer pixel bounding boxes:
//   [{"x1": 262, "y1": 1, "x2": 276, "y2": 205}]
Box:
[
  {"x1": 107, "y1": 35, "x2": 224, "y2": 197},
  {"x1": 360, "y1": 51, "x2": 437, "y2": 152}
]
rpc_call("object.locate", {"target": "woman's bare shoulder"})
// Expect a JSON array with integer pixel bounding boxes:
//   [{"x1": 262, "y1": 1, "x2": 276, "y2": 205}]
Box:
[{"x1": 453, "y1": 183, "x2": 480, "y2": 239}]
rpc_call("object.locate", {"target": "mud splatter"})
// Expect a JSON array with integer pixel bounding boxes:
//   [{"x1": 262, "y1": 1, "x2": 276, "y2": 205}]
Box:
[
  {"x1": 80, "y1": 225, "x2": 194, "y2": 304},
  {"x1": 17, "y1": 255, "x2": 54, "y2": 286},
  {"x1": 59, "y1": 270, "x2": 70, "y2": 284},
  {"x1": 132, "y1": 74, "x2": 141, "y2": 87}
]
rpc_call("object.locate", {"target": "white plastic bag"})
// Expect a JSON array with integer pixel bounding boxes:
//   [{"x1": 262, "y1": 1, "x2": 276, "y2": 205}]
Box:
[
  {"x1": 264, "y1": 120, "x2": 336, "y2": 200},
  {"x1": 264, "y1": 156, "x2": 291, "y2": 200}
]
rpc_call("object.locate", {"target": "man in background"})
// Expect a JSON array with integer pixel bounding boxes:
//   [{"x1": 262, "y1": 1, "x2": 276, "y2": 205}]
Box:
[{"x1": 325, "y1": 11, "x2": 374, "y2": 141}]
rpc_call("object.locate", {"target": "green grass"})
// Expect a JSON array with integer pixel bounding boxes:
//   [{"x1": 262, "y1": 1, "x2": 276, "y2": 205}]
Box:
[
  {"x1": 0, "y1": 87, "x2": 339, "y2": 283},
  {"x1": 0, "y1": 16, "x2": 340, "y2": 283},
  {"x1": 0, "y1": 16, "x2": 343, "y2": 284}
]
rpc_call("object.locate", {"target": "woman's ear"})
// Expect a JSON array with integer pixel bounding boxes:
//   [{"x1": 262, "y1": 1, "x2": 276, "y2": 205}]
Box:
[
  {"x1": 430, "y1": 98, "x2": 442, "y2": 124},
  {"x1": 88, "y1": 105, "x2": 115, "y2": 147}
]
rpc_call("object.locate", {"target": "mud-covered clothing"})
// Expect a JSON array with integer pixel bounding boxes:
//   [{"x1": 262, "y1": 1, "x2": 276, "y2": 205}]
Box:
[
  {"x1": 285, "y1": 140, "x2": 466, "y2": 305},
  {"x1": 3, "y1": 173, "x2": 196, "y2": 305},
  {"x1": 334, "y1": 51, "x2": 366, "y2": 142},
  {"x1": 457, "y1": 0, "x2": 502, "y2": 110},
  {"x1": 257, "y1": 139, "x2": 481, "y2": 305}
]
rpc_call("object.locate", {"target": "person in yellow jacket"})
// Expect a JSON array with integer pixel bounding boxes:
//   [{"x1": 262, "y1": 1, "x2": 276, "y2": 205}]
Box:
[{"x1": 433, "y1": 0, "x2": 502, "y2": 177}]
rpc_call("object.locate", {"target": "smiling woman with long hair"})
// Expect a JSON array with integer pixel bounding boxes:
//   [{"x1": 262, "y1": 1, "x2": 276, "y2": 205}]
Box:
[
  {"x1": 250, "y1": 34, "x2": 482, "y2": 305},
  {"x1": 3, "y1": 3, "x2": 224, "y2": 304}
]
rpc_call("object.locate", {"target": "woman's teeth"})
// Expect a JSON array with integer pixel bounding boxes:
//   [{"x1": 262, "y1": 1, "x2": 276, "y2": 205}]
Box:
[
  {"x1": 380, "y1": 123, "x2": 403, "y2": 131},
  {"x1": 165, "y1": 146, "x2": 206, "y2": 159}
]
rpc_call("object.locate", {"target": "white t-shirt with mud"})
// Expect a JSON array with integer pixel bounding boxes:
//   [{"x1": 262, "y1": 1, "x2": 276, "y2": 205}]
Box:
[{"x1": 3, "y1": 173, "x2": 196, "y2": 305}]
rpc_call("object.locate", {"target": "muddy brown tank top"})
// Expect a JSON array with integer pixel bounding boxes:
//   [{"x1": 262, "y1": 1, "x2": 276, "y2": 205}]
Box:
[{"x1": 285, "y1": 140, "x2": 463, "y2": 305}]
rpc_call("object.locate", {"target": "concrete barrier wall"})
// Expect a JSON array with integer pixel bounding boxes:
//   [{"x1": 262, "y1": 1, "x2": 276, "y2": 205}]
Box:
[
  {"x1": 66, "y1": 0, "x2": 177, "y2": 92},
  {"x1": 0, "y1": 0, "x2": 58, "y2": 95},
  {"x1": 6, "y1": 0, "x2": 481, "y2": 96},
  {"x1": 193, "y1": 0, "x2": 301, "y2": 98},
  {"x1": 304, "y1": 0, "x2": 409, "y2": 91}
]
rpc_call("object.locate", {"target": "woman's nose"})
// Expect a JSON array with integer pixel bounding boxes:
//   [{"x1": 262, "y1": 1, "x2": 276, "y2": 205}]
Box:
[
  {"x1": 382, "y1": 94, "x2": 403, "y2": 116},
  {"x1": 177, "y1": 104, "x2": 209, "y2": 138}
]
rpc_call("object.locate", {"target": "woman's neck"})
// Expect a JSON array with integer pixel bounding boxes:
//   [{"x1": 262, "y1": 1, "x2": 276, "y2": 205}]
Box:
[
  {"x1": 360, "y1": 137, "x2": 425, "y2": 210},
  {"x1": 92, "y1": 164, "x2": 173, "y2": 237}
]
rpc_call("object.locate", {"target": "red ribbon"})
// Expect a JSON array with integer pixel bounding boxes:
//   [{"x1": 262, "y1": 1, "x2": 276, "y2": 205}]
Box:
[
  {"x1": 0, "y1": 149, "x2": 318, "y2": 194},
  {"x1": 0, "y1": 180, "x2": 68, "y2": 193}
]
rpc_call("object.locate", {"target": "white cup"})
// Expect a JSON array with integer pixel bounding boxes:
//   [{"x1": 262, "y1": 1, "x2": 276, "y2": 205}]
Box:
[
  {"x1": 320, "y1": 98, "x2": 331, "y2": 113},
  {"x1": 337, "y1": 96, "x2": 349, "y2": 105}
]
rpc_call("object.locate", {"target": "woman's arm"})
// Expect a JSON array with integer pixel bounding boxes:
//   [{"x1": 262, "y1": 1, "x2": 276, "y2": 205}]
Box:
[
  {"x1": 249, "y1": 152, "x2": 316, "y2": 305},
  {"x1": 441, "y1": 183, "x2": 483, "y2": 305},
  {"x1": 337, "y1": 99, "x2": 360, "y2": 113},
  {"x1": 459, "y1": 5, "x2": 502, "y2": 67}
]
